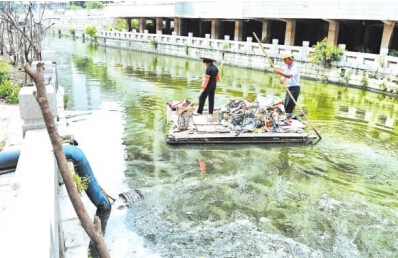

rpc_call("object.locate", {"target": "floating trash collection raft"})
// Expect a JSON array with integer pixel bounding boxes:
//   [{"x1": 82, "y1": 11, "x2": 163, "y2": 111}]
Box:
[{"x1": 166, "y1": 96, "x2": 317, "y2": 145}]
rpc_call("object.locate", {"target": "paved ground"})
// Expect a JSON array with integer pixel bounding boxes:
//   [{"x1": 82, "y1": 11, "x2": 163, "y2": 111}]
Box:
[{"x1": 0, "y1": 101, "x2": 22, "y2": 151}]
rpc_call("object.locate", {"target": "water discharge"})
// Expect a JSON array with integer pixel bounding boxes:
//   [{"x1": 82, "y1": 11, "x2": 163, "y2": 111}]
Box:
[{"x1": 49, "y1": 37, "x2": 398, "y2": 257}]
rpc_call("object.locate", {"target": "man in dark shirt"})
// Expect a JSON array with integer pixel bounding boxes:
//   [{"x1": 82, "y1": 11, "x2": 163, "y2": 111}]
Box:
[{"x1": 195, "y1": 57, "x2": 220, "y2": 115}]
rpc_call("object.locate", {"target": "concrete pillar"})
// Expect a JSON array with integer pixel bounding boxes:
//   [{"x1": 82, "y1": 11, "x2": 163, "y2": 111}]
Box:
[
  {"x1": 174, "y1": 18, "x2": 187, "y2": 36},
  {"x1": 125, "y1": 18, "x2": 131, "y2": 32},
  {"x1": 139, "y1": 18, "x2": 146, "y2": 33},
  {"x1": 284, "y1": 19, "x2": 296, "y2": 46},
  {"x1": 262, "y1": 20, "x2": 270, "y2": 41},
  {"x1": 174, "y1": 18, "x2": 181, "y2": 35},
  {"x1": 18, "y1": 58, "x2": 58, "y2": 135},
  {"x1": 234, "y1": 20, "x2": 243, "y2": 41},
  {"x1": 327, "y1": 20, "x2": 340, "y2": 46},
  {"x1": 380, "y1": 21, "x2": 395, "y2": 53},
  {"x1": 211, "y1": 19, "x2": 220, "y2": 39},
  {"x1": 19, "y1": 87, "x2": 57, "y2": 135},
  {"x1": 156, "y1": 18, "x2": 163, "y2": 33}
]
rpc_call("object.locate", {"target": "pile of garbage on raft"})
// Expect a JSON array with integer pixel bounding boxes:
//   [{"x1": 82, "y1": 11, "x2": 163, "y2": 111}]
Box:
[
  {"x1": 216, "y1": 95, "x2": 303, "y2": 134},
  {"x1": 173, "y1": 95, "x2": 304, "y2": 136}
]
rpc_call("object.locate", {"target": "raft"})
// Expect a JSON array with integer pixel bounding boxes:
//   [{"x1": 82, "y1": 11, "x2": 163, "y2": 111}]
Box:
[{"x1": 166, "y1": 97, "x2": 317, "y2": 145}]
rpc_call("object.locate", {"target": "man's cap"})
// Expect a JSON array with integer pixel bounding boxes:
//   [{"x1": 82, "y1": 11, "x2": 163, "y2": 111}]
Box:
[
  {"x1": 282, "y1": 52, "x2": 293, "y2": 59},
  {"x1": 200, "y1": 56, "x2": 217, "y2": 62}
]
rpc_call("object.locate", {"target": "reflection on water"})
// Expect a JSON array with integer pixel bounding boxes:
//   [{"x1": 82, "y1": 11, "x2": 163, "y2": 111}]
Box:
[{"x1": 50, "y1": 37, "x2": 398, "y2": 257}]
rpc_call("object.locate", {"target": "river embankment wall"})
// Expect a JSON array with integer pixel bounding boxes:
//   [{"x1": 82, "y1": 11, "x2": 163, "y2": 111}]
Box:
[
  {"x1": 53, "y1": 27, "x2": 398, "y2": 97},
  {"x1": 0, "y1": 53, "x2": 88, "y2": 258}
]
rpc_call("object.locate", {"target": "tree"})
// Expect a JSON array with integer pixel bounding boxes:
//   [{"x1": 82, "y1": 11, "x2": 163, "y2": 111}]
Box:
[
  {"x1": 84, "y1": 25, "x2": 98, "y2": 43},
  {"x1": 0, "y1": 2, "x2": 110, "y2": 257},
  {"x1": 307, "y1": 38, "x2": 344, "y2": 68},
  {"x1": 84, "y1": 1, "x2": 104, "y2": 9},
  {"x1": 0, "y1": 2, "x2": 53, "y2": 67}
]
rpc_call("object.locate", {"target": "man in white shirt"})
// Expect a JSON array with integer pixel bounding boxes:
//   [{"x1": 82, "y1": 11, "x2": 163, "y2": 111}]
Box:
[{"x1": 273, "y1": 52, "x2": 300, "y2": 125}]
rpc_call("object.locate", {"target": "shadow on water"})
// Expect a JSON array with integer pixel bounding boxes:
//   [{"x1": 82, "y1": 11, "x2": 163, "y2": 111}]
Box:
[{"x1": 49, "y1": 37, "x2": 398, "y2": 257}]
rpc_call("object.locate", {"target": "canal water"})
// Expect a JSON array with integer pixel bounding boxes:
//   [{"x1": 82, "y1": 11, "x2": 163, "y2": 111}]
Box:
[{"x1": 48, "y1": 37, "x2": 398, "y2": 257}]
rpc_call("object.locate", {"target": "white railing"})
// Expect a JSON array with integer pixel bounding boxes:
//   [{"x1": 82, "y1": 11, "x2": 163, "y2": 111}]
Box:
[
  {"x1": 52, "y1": 24, "x2": 398, "y2": 77},
  {"x1": 94, "y1": 29, "x2": 398, "y2": 71}
]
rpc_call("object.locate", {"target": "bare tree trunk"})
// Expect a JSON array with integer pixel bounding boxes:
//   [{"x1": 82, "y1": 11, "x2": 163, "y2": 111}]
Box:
[{"x1": 23, "y1": 61, "x2": 111, "y2": 258}]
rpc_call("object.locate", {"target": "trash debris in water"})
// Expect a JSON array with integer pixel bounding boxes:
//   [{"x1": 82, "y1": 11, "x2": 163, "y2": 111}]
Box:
[
  {"x1": 115, "y1": 190, "x2": 145, "y2": 210},
  {"x1": 198, "y1": 158, "x2": 206, "y2": 173}
]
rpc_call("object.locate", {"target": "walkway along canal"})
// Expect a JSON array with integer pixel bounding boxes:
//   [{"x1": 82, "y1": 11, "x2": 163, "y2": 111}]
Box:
[{"x1": 49, "y1": 36, "x2": 398, "y2": 257}]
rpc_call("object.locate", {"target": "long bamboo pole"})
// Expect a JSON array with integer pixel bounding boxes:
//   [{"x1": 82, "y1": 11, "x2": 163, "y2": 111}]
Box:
[{"x1": 253, "y1": 33, "x2": 322, "y2": 139}]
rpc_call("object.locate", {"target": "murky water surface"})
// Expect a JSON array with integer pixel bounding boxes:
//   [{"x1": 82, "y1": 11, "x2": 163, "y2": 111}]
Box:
[{"x1": 49, "y1": 37, "x2": 398, "y2": 257}]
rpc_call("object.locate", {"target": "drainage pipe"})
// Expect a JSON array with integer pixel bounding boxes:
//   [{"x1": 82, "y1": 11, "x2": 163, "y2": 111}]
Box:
[{"x1": 0, "y1": 145, "x2": 111, "y2": 211}]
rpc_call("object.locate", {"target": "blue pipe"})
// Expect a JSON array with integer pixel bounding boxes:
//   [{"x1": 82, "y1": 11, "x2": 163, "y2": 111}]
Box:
[
  {"x1": 63, "y1": 145, "x2": 111, "y2": 211},
  {"x1": 0, "y1": 145, "x2": 111, "y2": 211},
  {"x1": 0, "y1": 149, "x2": 21, "y2": 170}
]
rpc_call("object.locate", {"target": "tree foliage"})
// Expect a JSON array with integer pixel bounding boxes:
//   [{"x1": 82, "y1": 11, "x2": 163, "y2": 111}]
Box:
[
  {"x1": 84, "y1": 26, "x2": 98, "y2": 42},
  {"x1": 84, "y1": 1, "x2": 104, "y2": 9},
  {"x1": 0, "y1": 2, "x2": 54, "y2": 67},
  {"x1": 308, "y1": 37, "x2": 344, "y2": 63},
  {"x1": 114, "y1": 19, "x2": 125, "y2": 31}
]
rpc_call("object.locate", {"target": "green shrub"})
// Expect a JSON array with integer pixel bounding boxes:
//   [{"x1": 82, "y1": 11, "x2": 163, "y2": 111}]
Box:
[
  {"x1": 361, "y1": 73, "x2": 369, "y2": 87},
  {"x1": 64, "y1": 94, "x2": 70, "y2": 108},
  {"x1": 131, "y1": 19, "x2": 139, "y2": 30},
  {"x1": 84, "y1": 1, "x2": 104, "y2": 9},
  {"x1": 103, "y1": 25, "x2": 112, "y2": 31},
  {"x1": 308, "y1": 37, "x2": 344, "y2": 63},
  {"x1": 184, "y1": 44, "x2": 189, "y2": 55},
  {"x1": 84, "y1": 26, "x2": 98, "y2": 41},
  {"x1": 354, "y1": 45, "x2": 371, "y2": 53},
  {"x1": 150, "y1": 39, "x2": 158, "y2": 49},
  {"x1": 0, "y1": 61, "x2": 11, "y2": 84},
  {"x1": 72, "y1": 173, "x2": 90, "y2": 195},
  {"x1": 261, "y1": 35, "x2": 271, "y2": 43},
  {"x1": 68, "y1": 28, "x2": 76, "y2": 36},
  {"x1": 0, "y1": 80, "x2": 20, "y2": 104},
  {"x1": 389, "y1": 49, "x2": 398, "y2": 57},
  {"x1": 0, "y1": 61, "x2": 19, "y2": 103},
  {"x1": 114, "y1": 19, "x2": 126, "y2": 31}
]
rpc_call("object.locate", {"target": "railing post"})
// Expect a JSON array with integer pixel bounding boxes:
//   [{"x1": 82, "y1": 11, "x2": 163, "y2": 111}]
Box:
[
  {"x1": 271, "y1": 39, "x2": 279, "y2": 58},
  {"x1": 205, "y1": 34, "x2": 210, "y2": 48},
  {"x1": 302, "y1": 41, "x2": 310, "y2": 61},
  {"x1": 188, "y1": 32, "x2": 193, "y2": 46},
  {"x1": 246, "y1": 37, "x2": 252, "y2": 52},
  {"x1": 339, "y1": 44, "x2": 347, "y2": 65}
]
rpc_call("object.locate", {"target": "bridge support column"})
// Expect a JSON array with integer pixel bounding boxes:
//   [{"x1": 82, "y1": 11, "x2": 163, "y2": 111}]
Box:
[
  {"x1": 380, "y1": 20, "x2": 395, "y2": 54},
  {"x1": 234, "y1": 20, "x2": 243, "y2": 41},
  {"x1": 262, "y1": 20, "x2": 270, "y2": 41},
  {"x1": 284, "y1": 19, "x2": 296, "y2": 46},
  {"x1": 125, "y1": 18, "x2": 131, "y2": 32},
  {"x1": 326, "y1": 19, "x2": 340, "y2": 45},
  {"x1": 156, "y1": 18, "x2": 163, "y2": 33},
  {"x1": 139, "y1": 18, "x2": 146, "y2": 33},
  {"x1": 211, "y1": 19, "x2": 220, "y2": 39}
]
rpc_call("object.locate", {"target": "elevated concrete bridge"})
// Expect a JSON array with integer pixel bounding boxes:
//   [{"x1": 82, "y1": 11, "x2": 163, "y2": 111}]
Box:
[{"x1": 104, "y1": 0, "x2": 398, "y2": 54}]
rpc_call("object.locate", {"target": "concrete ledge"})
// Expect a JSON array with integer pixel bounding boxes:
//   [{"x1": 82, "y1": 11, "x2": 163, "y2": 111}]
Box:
[
  {"x1": 0, "y1": 129, "x2": 59, "y2": 258},
  {"x1": 19, "y1": 86, "x2": 57, "y2": 136}
]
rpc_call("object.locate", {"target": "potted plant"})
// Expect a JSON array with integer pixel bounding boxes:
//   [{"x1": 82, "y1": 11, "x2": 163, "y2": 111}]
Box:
[{"x1": 308, "y1": 38, "x2": 344, "y2": 68}]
